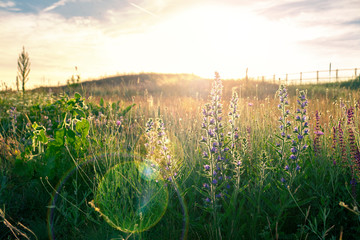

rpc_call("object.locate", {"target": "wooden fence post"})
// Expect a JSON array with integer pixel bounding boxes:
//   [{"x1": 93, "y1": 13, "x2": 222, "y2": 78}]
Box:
[
  {"x1": 336, "y1": 69, "x2": 338, "y2": 82},
  {"x1": 317, "y1": 71, "x2": 319, "y2": 84}
]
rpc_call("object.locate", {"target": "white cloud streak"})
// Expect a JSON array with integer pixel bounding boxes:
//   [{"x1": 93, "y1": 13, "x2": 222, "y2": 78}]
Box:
[
  {"x1": 43, "y1": 0, "x2": 73, "y2": 12},
  {"x1": 129, "y1": 2, "x2": 160, "y2": 18}
]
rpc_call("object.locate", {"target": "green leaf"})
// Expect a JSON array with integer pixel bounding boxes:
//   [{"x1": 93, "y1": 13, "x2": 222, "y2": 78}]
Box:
[
  {"x1": 121, "y1": 104, "x2": 135, "y2": 116},
  {"x1": 38, "y1": 129, "x2": 48, "y2": 144},
  {"x1": 75, "y1": 119, "x2": 90, "y2": 138},
  {"x1": 74, "y1": 92, "x2": 81, "y2": 99},
  {"x1": 52, "y1": 128, "x2": 65, "y2": 146},
  {"x1": 65, "y1": 129, "x2": 76, "y2": 144},
  {"x1": 100, "y1": 98, "x2": 104, "y2": 107},
  {"x1": 74, "y1": 108, "x2": 86, "y2": 118}
]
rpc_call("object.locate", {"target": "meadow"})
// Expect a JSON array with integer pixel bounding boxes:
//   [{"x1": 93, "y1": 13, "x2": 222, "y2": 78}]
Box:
[{"x1": 1, "y1": 73, "x2": 360, "y2": 240}]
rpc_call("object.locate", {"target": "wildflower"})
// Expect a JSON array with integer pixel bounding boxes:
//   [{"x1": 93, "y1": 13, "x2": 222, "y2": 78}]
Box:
[
  {"x1": 290, "y1": 155, "x2": 297, "y2": 160},
  {"x1": 116, "y1": 120, "x2": 121, "y2": 126},
  {"x1": 203, "y1": 183, "x2": 209, "y2": 188},
  {"x1": 212, "y1": 179, "x2": 218, "y2": 185},
  {"x1": 285, "y1": 165, "x2": 289, "y2": 170},
  {"x1": 314, "y1": 130, "x2": 324, "y2": 136},
  {"x1": 204, "y1": 165, "x2": 210, "y2": 170}
]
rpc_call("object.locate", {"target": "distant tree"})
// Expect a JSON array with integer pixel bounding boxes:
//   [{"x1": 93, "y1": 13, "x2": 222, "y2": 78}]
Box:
[{"x1": 17, "y1": 46, "x2": 31, "y2": 96}]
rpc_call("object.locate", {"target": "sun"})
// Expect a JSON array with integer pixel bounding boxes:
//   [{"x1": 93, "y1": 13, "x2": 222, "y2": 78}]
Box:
[{"x1": 132, "y1": 4, "x2": 299, "y2": 79}]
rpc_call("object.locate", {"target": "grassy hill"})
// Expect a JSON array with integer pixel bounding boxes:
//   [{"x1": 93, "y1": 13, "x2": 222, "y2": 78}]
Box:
[{"x1": 31, "y1": 72, "x2": 360, "y2": 101}]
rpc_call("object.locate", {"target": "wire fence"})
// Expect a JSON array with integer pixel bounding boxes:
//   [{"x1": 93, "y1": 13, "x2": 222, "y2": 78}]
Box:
[{"x1": 250, "y1": 67, "x2": 360, "y2": 85}]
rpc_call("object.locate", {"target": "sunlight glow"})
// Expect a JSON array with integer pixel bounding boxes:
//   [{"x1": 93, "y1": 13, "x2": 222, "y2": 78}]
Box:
[{"x1": 103, "y1": 4, "x2": 303, "y2": 79}]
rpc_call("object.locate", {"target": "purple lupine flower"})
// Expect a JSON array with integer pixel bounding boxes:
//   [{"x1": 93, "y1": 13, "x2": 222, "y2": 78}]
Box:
[
  {"x1": 116, "y1": 120, "x2": 121, "y2": 126},
  {"x1": 314, "y1": 130, "x2": 324, "y2": 136},
  {"x1": 212, "y1": 179, "x2": 218, "y2": 184},
  {"x1": 298, "y1": 134, "x2": 303, "y2": 140},
  {"x1": 290, "y1": 155, "x2": 297, "y2": 160},
  {"x1": 285, "y1": 165, "x2": 289, "y2": 170},
  {"x1": 296, "y1": 165, "x2": 301, "y2": 171},
  {"x1": 291, "y1": 147, "x2": 297, "y2": 153},
  {"x1": 350, "y1": 179, "x2": 357, "y2": 186},
  {"x1": 203, "y1": 183, "x2": 209, "y2": 188},
  {"x1": 281, "y1": 177, "x2": 286, "y2": 183}
]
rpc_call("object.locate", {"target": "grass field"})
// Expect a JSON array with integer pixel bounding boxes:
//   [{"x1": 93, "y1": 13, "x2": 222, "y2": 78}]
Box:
[{"x1": 1, "y1": 73, "x2": 360, "y2": 239}]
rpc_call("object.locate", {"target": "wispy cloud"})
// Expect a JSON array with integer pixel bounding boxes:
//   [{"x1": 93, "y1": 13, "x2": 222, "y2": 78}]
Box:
[
  {"x1": 128, "y1": 2, "x2": 160, "y2": 18},
  {"x1": 0, "y1": 0, "x2": 15, "y2": 8},
  {"x1": 43, "y1": 0, "x2": 73, "y2": 12}
]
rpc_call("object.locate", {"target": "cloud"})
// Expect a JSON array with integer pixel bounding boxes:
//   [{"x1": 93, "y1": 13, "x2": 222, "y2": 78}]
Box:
[
  {"x1": 43, "y1": 0, "x2": 73, "y2": 12},
  {"x1": 128, "y1": 2, "x2": 160, "y2": 18},
  {"x1": 0, "y1": 1, "x2": 15, "y2": 8}
]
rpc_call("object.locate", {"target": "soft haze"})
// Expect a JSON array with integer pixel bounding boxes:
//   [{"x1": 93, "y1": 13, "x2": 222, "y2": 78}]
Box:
[{"x1": 1, "y1": 0, "x2": 359, "y2": 89}]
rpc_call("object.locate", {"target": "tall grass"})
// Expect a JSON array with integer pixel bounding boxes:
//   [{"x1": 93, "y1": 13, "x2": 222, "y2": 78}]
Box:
[{"x1": 1, "y1": 74, "x2": 360, "y2": 239}]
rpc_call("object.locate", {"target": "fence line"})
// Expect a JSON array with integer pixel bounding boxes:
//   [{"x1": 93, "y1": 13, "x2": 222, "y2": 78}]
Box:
[{"x1": 250, "y1": 67, "x2": 359, "y2": 85}]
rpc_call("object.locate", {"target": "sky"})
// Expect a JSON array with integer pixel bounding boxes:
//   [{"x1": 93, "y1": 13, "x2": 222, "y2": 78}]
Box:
[{"x1": 0, "y1": 0, "x2": 359, "y2": 89}]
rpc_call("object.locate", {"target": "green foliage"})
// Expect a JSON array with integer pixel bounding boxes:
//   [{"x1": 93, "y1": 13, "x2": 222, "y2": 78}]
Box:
[{"x1": 2, "y1": 79, "x2": 360, "y2": 239}]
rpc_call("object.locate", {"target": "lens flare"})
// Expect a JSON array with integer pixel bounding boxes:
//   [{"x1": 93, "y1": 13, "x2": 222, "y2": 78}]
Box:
[{"x1": 94, "y1": 161, "x2": 168, "y2": 233}]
